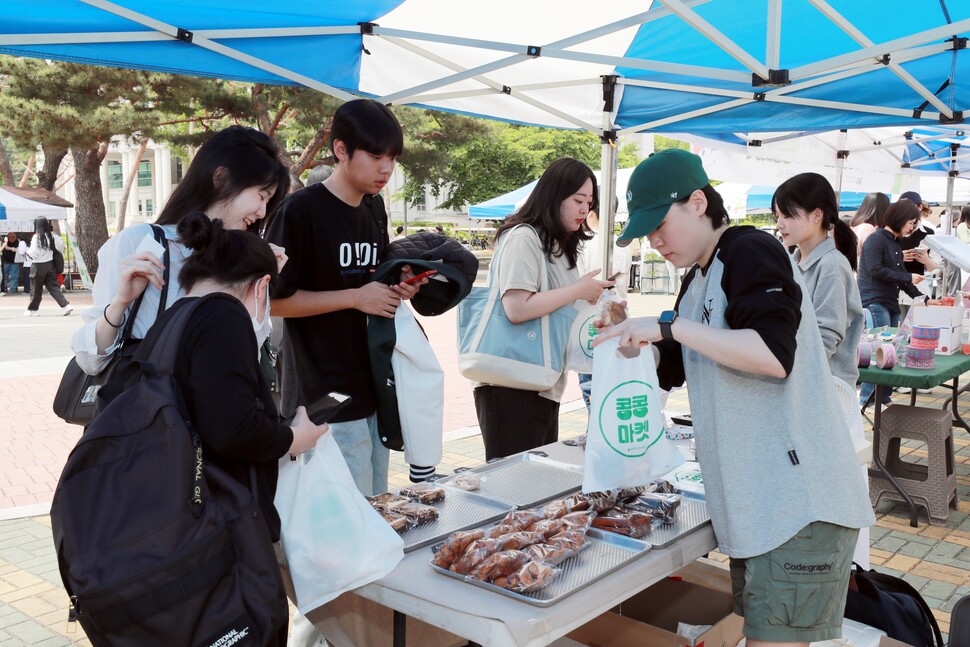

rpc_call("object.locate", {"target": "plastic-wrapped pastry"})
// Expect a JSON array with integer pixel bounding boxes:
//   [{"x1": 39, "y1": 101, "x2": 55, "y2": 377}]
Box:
[
  {"x1": 584, "y1": 491, "x2": 618, "y2": 512},
  {"x1": 484, "y1": 524, "x2": 517, "y2": 539},
  {"x1": 523, "y1": 542, "x2": 573, "y2": 566},
  {"x1": 380, "y1": 511, "x2": 413, "y2": 534},
  {"x1": 449, "y1": 473, "x2": 481, "y2": 491},
  {"x1": 560, "y1": 510, "x2": 597, "y2": 531},
  {"x1": 395, "y1": 501, "x2": 439, "y2": 526},
  {"x1": 451, "y1": 539, "x2": 497, "y2": 574},
  {"x1": 495, "y1": 531, "x2": 545, "y2": 552},
  {"x1": 597, "y1": 290, "x2": 628, "y2": 326},
  {"x1": 367, "y1": 492, "x2": 411, "y2": 512},
  {"x1": 591, "y1": 508, "x2": 653, "y2": 538},
  {"x1": 646, "y1": 480, "x2": 676, "y2": 495},
  {"x1": 500, "y1": 508, "x2": 546, "y2": 531},
  {"x1": 626, "y1": 492, "x2": 681, "y2": 524},
  {"x1": 469, "y1": 550, "x2": 531, "y2": 583},
  {"x1": 529, "y1": 518, "x2": 568, "y2": 539},
  {"x1": 495, "y1": 560, "x2": 559, "y2": 593},
  {"x1": 399, "y1": 483, "x2": 446, "y2": 504},
  {"x1": 548, "y1": 530, "x2": 587, "y2": 553},
  {"x1": 614, "y1": 487, "x2": 645, "y2": 503},
  {"x1": 561, "y1": 494, "x2": 591, "y2": 513},
  {"x1": 433, "y1": 529, "x2": 485, "y2": 569}
]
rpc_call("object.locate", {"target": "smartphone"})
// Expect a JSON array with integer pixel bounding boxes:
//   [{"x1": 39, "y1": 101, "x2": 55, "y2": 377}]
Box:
[
  {"x1": 404, "y1": 269, "x2": 438, "y2": 285},
  {"x1": 281, "y1": 391, "x2": 352, "y2": 427},
  {"x1": 670, "y1": 413, "x2": 693, "y2": 427},
  {"x1": 607, "y1": 271, "x2": 622, "y2": 281}
]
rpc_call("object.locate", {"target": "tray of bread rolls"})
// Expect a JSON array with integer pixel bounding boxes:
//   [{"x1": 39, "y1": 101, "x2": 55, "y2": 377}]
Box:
[
  {"x1": 429, "y1": 523, "x2": 649, "y2": 607},
  {"x1": 436, "y1": 451, "x2": 584, "y2": 509},
  {"x1": 368, "y1": 483, "x2": 516, "y2": 553}
]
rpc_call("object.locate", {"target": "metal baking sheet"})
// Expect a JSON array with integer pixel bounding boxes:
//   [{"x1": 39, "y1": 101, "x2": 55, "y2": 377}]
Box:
[
  {"x1": 643, "y1": 499, "x2": 711, "y2": 548},
  {"x1": 429, "y1": 528, "x2": 650, "y2": 607},
  {"x1": 439, "y1": 453, "x2": 583, "y2": 509},
  {"x1": 393, "y1": 486, "x2": 516, "y2": 553}
]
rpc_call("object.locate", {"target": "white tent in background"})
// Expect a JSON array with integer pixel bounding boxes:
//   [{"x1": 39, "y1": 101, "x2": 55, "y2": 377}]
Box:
[{"x1": 0, "y1": 187, "x2": 70, "y2": 233}]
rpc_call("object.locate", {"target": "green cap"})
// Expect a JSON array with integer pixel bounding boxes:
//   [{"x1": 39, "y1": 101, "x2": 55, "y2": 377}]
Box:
[{"x1": 617, "y1": 149, "x2": 709, "y2": 245}]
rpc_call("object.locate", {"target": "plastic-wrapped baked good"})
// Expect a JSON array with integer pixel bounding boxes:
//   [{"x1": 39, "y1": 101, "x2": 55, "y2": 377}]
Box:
[
  {"x1": 500, "y1": 508, "x2": 547, "y2": 531},
  {"x1": 614, "y1": 487, "x2": 645, "y2": 503},
  {"x1": 626, "y1": 492, "x2": 681, "y2": 524},
  {"x1": 380, "y1": 511, "x2": 413, "y2": 534},
  {"x1": 591, "y1": 508, "x2": 653, "y2": 538},
  {"x1": 449, "y1": 473, "x2": 481, "y2": 491},
  {"x1": 452, "y1": 538, "x2": 499, "y2": 574},
  {"x1": 495, "y1": 530, "x2": 545, "y2": 552},
  {"x1": 368, "y1": 492, "x2": 411, "y2": 512},
  {"x1": 433, "y1": 529, "x2": 485, "y2": 569},
  {"x1": 541, "y1": 499, "x2": 569, "y2": 519},
  {"x1": 597, "y1": 290, "x2": 628, "y2": 326},
  {"x1": 399, "y1": 483, "x2": 446, "y2": 504},
  {"x1": 562, "y1": 494, "x2": 592, "y2": 513},
  {"x1": 584, "y1": 491, "x2": 618, "y2": 512},
  {"x1": 495, "y1": 559, "x2": 559, "y2": 593},
  {"x1": 560, "y1": 510, "x2": 597, "y2": 531},
  {"x1": 484, "y1": 524, "x2": 517, "y2": 539},
  {"x1": 524, "y1": 542, "x2": 573, "y2": 566},
  {"x1": 469, "y1": 550, "x2": 531, "y2": 583},
  {"x1": 529, "y1": 518, "x2": 568, "y2": 539},
  {"x1": 548, "y1": 530, "x2": 587, "y2": 553},
  {"x1": 646, "y1": 480, "x2": 676, "y2": 495},
  {"x1": 396, "y1": 501, "x2": 439, "y2": 526}
]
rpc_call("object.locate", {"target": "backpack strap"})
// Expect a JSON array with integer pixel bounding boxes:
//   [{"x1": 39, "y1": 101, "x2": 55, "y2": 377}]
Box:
[
  {"x1": 120, "y1": 224, "x2": 171, "y2": 344},
  {"x1": 141, "y1": 294, "x2": 216, "y2": 377}
]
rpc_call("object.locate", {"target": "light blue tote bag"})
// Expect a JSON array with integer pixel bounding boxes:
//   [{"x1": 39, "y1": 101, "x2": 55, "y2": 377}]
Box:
[{"x1": 458, "y1": 225, "x2": 577, "y2": 391}]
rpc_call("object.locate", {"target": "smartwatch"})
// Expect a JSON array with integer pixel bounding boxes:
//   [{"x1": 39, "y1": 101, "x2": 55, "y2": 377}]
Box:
[{"x1": 658, "y1": 310, "x2": 678, "y2": 340}]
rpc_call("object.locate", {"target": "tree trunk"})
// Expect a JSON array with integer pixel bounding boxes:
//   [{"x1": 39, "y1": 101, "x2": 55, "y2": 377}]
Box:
[
  {"x1": 0, "y1": 140, "x2": 15, "y2": 185},
  {"x1": 116, "y1": 139, "x2": 148, "y2": 231},
  {"x1": 71, "y1": 146, "x2": 109, "y2": 276},
  {"x1": 291, "y1": 123, "x2": 331, "y2": 176},
  {"x1": 37, "y1": 145, "x2": 67, "y2": 191},
  {"x1": 18, "y1": 153, "x2": 35, "y2": 187}
]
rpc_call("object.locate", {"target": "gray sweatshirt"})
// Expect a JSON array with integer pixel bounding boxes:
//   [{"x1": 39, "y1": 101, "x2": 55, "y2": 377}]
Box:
[
  {"x1": 658, "y1": 227, "x2": 875, "y2": 558},
  {"x1": 792, "y1": 237, "x2": 865, "y2": 385}
]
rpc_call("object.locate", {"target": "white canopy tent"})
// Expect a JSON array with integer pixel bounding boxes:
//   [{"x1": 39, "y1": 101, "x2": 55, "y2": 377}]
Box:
[{"x1": 0, "y1": 187, "x2": 68, "y2": 233}]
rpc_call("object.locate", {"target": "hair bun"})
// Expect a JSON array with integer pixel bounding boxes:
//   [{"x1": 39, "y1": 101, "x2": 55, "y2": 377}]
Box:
[{"x1": 177, "y1": 212, "x2": 214, "y2": 250}]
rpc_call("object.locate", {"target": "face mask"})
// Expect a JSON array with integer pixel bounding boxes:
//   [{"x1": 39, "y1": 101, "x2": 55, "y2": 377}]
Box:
[{"x1": 252, "y1": 281, "x2": 272, "y2": 351}]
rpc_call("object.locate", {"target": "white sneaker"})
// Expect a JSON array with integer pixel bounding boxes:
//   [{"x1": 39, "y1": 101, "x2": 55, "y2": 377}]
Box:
[
  {"x1": 22, "y1": 310, "x2": 38, "y2": 317},
  {"x1": 61, "y1": 304, "x2": 73, "y2": 316},
  {"x1": 0, "y1": 292, "x2": 5, "y2": 297}
]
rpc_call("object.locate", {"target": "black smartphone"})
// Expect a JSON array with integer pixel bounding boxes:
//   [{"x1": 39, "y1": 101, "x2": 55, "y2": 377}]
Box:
[
  {"x1": 280, "y1": 391, "x2": 352, "y2": 427},
  {"x1": 670, "y1": 413, "x2": 693, "y2": 427}
]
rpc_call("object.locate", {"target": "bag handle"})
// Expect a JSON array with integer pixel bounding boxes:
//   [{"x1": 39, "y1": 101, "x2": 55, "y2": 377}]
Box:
[
  {"x1": 487, "y1": 224, "x2": 549, "y2": 291},
  {"x1": 119, "y1": 225, "x2": 170, "y2": 344}
]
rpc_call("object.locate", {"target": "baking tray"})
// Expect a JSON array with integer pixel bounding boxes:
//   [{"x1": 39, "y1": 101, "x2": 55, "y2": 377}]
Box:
[
  {"x1": 642, "y1": 498, "x2": 711, "y2": 548},
  {"x1": 392, "y1": 486, "x2": 516, "y2": 553},
  {"x1": 429, "y1": 528, "x2": 649, "y2": 607},
  {"x1": 438, "y1": 453, "x2": 583, "y2": 509}
]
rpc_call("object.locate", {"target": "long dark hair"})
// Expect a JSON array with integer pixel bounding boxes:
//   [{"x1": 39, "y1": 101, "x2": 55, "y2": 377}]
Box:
[
  {"x1": 495, "y1": 158, "x2": 597, "y2": 268},
  {"x1": 33, "y1": 216, "x2": 53, "y2": 251},
  {"x1": 155, "y1": 126, "x2": 290, "y2": 234},
  {"x1": 772, "y1": 172, "x2": 858, "y2": 271},
  {"x1": 177, "y1": 212, "x2": 278, "y2": 293},
  {"x1": 850, "y1": 192, "x2": 889, "y2": 228}
]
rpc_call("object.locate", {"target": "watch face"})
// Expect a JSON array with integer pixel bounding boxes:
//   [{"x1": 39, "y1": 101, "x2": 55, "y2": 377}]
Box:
[{"x1": 659, "y1": 310, "x2": 677, "y2": 324}]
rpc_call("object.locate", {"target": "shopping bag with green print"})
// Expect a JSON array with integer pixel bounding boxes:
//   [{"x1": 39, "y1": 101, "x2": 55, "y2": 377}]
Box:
[
  {"x1": 564, "y1": 300, "x2": 598, "y2": 373},
  {"x1": 583, "y1": 337, "x2": 684, "y2": 492}
]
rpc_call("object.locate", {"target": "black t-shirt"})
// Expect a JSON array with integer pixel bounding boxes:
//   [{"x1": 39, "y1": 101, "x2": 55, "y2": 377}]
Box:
[
  {"x1": 898, "y1": 223, "x2": 933, "y2": 274},
  {"x1": 266, "y1": 184, "x2": 389, "y2": 421},
  {"x1": 144, "y1": 294, "x2": 293, "y2": 540},
  {"x1": 1, "y1": 237, "x2": 18, "y2": 264}
]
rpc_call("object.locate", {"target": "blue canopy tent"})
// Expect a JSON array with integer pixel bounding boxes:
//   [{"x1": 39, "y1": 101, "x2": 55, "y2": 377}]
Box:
[
  {"x1": 4, "y1": 1, "x2": 970, "y2": 265},
  {"x1": 745, "y1": 185, "x2": 866, "y2": 212},
  {"x1": 468, "y1": 180, "x2": 538, "y2": 219}
]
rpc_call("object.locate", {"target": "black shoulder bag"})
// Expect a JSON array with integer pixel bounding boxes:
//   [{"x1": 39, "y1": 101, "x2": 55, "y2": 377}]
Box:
[{"x1": 53, "y1": 226, "x2": 170, "y2": 426}]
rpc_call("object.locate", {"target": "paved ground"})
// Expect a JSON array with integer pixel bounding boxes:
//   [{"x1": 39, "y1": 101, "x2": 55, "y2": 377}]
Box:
[{"x1": 0, "y1": 287, "x2": 968, "y2": 645}]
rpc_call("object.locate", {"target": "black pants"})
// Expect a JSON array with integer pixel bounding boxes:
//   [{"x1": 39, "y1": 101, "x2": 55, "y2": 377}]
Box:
[
  {"x1": 474, "y1": 385, "x2": 560, "y2": 461},
  {"x1": 28, "y1": 260, "x2": 69, "y2": 311}
]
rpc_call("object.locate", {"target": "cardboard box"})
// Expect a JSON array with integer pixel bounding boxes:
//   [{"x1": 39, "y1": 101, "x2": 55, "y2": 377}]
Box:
[
  {"x1": 911, "y1": 304, "x2": 964, "y2": 355},
  {"x1": 568, "y1": 560, "x2": 743, "y2": 647}
]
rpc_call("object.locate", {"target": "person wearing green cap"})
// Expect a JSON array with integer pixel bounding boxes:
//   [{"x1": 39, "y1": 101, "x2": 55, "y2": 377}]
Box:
[{"x1": 596, "y1": 149, "x2": 874, "y2": 647}]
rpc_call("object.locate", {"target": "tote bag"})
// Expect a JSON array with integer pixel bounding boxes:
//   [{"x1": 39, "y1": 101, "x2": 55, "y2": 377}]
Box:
[
  {"x1": 275, "y1": 433, "x2": 404, "y2": 615},
  {"x1": 458, "y1": 224, "x2": 577, "y2": 391},
  {"x1": 583, "y1": 337, "x2": 684, "y2": 492},
  {"x1": 564, "y1": 300, "x2": 599, "y2": 374}
]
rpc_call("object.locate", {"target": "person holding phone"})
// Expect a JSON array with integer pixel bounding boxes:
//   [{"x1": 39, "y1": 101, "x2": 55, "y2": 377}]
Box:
[
  {"x1": 473, "y1": 157, "x2": 614, "y2": 460},
  {"x1": 71, "y1": 125, "x2": 291, "y2": 376}
]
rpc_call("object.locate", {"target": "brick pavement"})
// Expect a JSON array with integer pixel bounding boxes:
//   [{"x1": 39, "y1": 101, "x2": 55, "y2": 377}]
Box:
[{"x1": 2, "y1": 288, "x2": 969, "y2": 643}]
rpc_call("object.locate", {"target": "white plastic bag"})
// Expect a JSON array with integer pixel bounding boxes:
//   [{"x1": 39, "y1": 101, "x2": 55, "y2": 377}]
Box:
[
  {"x1": 583, "y1": 337, "x2": 685, "y2": 492},
  {"x1": 393, "y1": 303, "x2": 444, "y2": 467},
  {"x1": 564, "y1": 299, "x2": 598, "y2": 374},
  {"x1": 275, "y1": 433, "x2": 404, "y2": 614}
]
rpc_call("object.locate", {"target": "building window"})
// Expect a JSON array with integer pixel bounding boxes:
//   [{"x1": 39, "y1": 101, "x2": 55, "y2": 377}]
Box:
[
  {"x1": 107, "y1": 161, "x2": 123, "y2": 189},
  {"x1": 145, "y1": 199, "x2": 153, "y2": 217},
  {"x1": 173, "y1": 157, "x2": 183, "y2": 183},
  {"x1": 413, "y1": 193, "x2": 426, "y2": 212},
  {"x1": 108, "y1": 201, "x2": 117, "y2": 218},
  {"x1": 137, "y1": 160, "x2": 152, "y2": 187}
]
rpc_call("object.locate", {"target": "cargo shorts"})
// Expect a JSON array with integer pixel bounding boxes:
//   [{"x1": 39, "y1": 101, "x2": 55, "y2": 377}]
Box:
[{"x1": 729, "y1": 521, "x2": 858, "y2": 644}]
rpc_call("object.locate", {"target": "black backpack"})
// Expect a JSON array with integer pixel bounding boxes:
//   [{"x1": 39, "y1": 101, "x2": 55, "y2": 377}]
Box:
[
  {"x1": 51, "y1": 295, "x2": 287, "y2": 646},
  {"x1": 844, "y1": 563, "x2": 944, "y2": 647}
]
